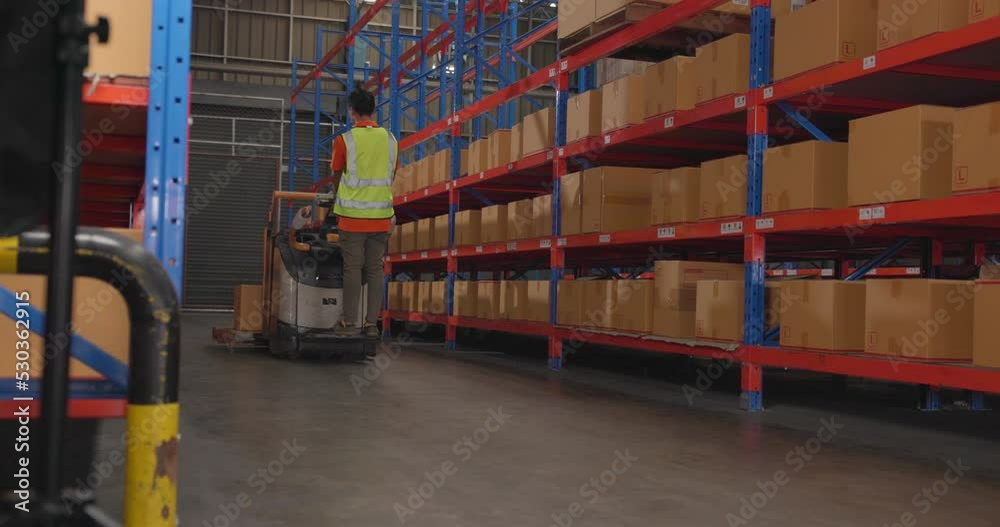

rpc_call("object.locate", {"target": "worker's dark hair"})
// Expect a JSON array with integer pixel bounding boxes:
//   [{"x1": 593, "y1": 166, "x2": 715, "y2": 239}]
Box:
[{"x1": 348, "y1": 82, "x2": 376, "y2": 116}]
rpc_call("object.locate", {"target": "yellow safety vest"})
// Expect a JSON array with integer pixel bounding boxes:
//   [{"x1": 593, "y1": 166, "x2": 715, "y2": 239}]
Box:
[{"x1": 334, "y1": 126, "x2": 398, "y2": 219}]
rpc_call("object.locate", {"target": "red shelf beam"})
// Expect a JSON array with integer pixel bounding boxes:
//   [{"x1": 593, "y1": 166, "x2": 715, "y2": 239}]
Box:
[
  {"x1": 82, "y1": 80, "x2": 149, "y2": 107},
  {"x1": 0, "y1": 399, "x2": 127, "y2": 419}
]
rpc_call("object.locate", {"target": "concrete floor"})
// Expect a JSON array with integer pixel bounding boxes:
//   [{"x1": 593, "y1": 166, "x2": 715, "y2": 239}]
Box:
[{"x1": 92, "y1": 314, "x2": 1000, "y2": 526}]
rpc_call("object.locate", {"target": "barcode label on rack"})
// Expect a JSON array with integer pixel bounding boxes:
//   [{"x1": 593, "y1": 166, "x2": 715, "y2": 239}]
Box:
[
  {"x1": 446, "y1": 182, "x2": 451, "y2": 190},
  {"x1": 440, "y1": 250, "x2": 448, "y2": 257},
  {"x1": 786, "y1": 269, "x2": 799, "y2": 276},
  {"x1": 664, "y1": 116, "x2": 675, "y2": 129},
  {"x1": 557, "y1": 238, "x2": 567, "y2": 247},
  {"x1": 540, "y1": 239, "x2": 552, "y2": 249},
  {"x1": 863, "y1": 55, "x2": 876, "y2": 70},
  {"x1": 558, "y1": 148, "x2": 565, "y2": 157},
  {"x1": 507, "y1": 242, "x2": 518, "y2": 251},
  {"x1": 599, "y1": 234, "x2": 611, "y2": 244},
  {"x1": 906, "y1": 267, "x2": 921, "y2": 275},
  {"x1": 479, "y1": 172, "x2": 485, "y2": 179},
  {"x1": 549, "y1": 67, "x2": 556, "y2": 77},
  {"x1": 401, "y1": 254, "x2": 408, "y2": 260},
  {"x1": 475, "y1": 246, "x2": 483, "y2": 253},
  {"x1": 858, "y1": 206, "x2": 885, "y2": 221},
  {"x1": 821, "y1": 269, "x2": 835, "y2": 277},
  {"x1": 872, "y1": 206, "x2": 886, "y2": 219},
  {"x1": 561, "y1": 60, "x2": 569, "y2": 71},
  {"x1": 424, "y1": 189, "x2": 429, "y2": 196},
  {"x1": 657, "y1": 227, "x2": 676, "y2": 239},
  {"x1": 721, "y1": 221, "x2": 744, "y2": 234},
  {"x1": 763, "y1": 86, "x2": 774, "y2": 99},
  {"x1": 420, "y1": 251, "x2": 428, "y2": 259},
  {"x1": 756, "y1": 218, "x2": 775, "y2": 230},
  {"x1": 547, "y1": 151, "x2": 554, "y2": 160},
  {"x1": 604, "y1": 135, "x2": 611, "y2": 144},
  {"x1": 735, "y1": 96, "x2": 747, "y2": 108},
  {"x1": 451, "y1": 249, "x2": 458, "y2": 256},
  {"x1": 403, "y1": 196, "x2": 408, "y2": 202}
]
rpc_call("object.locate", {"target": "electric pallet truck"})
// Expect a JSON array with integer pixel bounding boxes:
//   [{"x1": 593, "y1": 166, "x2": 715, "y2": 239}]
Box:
[{"x1": 1, "y1": 1, "x2": 180, "y2": 525}]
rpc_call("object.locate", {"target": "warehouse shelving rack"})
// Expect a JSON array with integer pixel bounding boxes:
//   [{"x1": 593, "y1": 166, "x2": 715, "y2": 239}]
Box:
[{"x1": 298, "y1": 0, "x2": 1000, "y2": 411}]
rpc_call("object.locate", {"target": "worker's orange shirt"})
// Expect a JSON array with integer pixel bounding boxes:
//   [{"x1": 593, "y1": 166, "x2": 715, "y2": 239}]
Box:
[{"x1": 331, "y1": 120, "x2": 397, "y2": 233}]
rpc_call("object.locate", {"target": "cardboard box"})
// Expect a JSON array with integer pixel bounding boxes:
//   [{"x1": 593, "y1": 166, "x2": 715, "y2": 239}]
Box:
[
  {"x1": 234, "y1": 285, "x2": 263, "y2": 332},
  {"x1": 469, "y1": 138, "x2": 490, "y2": 175},
  {"x1": 865, "y1": 279, "x2": 974, "y2": 361},
  {"x1": 0, "y1": 275, "x2": 131, "y2": 379},
  {"x1": 475, "y1": 281, "x2": 502, "y2": 319},
  {"x1": 454, "y1": 281, "x2": 478, "y2": 317},
  {"x1": 401, "y1": 282, "x2": 418, "y2": 312},
  {"x1": 481, "y1": 205, "x2": 509, "y2": 243},
  {"x1": 663, "y1": 0, "x2": 750, "y2": 15},
  {"x1": 651, "y1": 167, "x2": 701, "y2": 225},
  {"x1": 596, "y1": 58, "x2": 651, "y2": 85},
  {"x1": 561, "y1": 172, "x2": 585, "y2": 235},
  {"x1": 401, "y1": 221, "x2": 417, "y2": 253},
  {"x1": 581, "y1": 280, "x2": 617, "y2": 328},
  {"x1": 389, "y1": 229, "x2": 402, "y2": 255},
  {"x1": 455, "y1": 210, "x2": 482, "y2": 246},
  {"x1": 429, "y1": 281, "x2": 447, "y2": 315},
  {"x1": 953, "y1": 102, "x2": 1000, "y2": 194},
  {"x1": 771, "y1": 0, "x2": 816, "y2": 18},
  {"x1": 779, "y1": 281, "x2": 866, "y2": 352},
  {"x1": 602, "y1": 74, "x2": 646, "y2": 132},
  {"x1": 567, "y1": 91, "x2": 604, "y2": 143},
  {"x1": 388, "y1": 282, "x2": 404, "y2": 311},
  {"x1": 644, "y1": 56, "x2": 697, "y2": 118},
  {"x1": 86, "y1": 0, "x2": 152, "y2": 77},
  {"x1": 695, "y1": 280, "x2": 745, "y2": 341},
  {"x1": 500, "y1": 281, "x2": 530, "y2": 321},
  {"x1": 981, "y1": 264, "x2": 1000, "y2": 281},
  {"x1": 695, "y1": 34, "x2": 751, "y2": 103},
  {"x1": 774, "y1": 0, "x2": 878, "y2": 81},
  {"x1": 973, "y1": 283, "x2": 1000, "y2": 368},
  {"x1": 582, "y1": 167, "x2": 658, "y2": 233},
  {"x1": 511, "y1": 122, "x2": 524, "y2": 162},
  {"x1": 507, "y1": 199, "x2": 535, "y2": 241},
  {"x1": 533, "y1": 194, "x2": 553, "y2": 238},
  {"x1": 488, "y1": 130, "x2": 513, "y2": 170},
  {"x1": 763, "y1": 140, "x2": 849, "y2": 213},
  {"x1": 416, "y1": 217, "x2": 435, "y2": 250},
  {"x1": 416, "y1": 157, "x2": 431, "y2": 191},
  {"x1": 523, "y1": 107, "x2": 556, "y2": 155},
  {"x1": 970, "y1": 0, "x2": 1000, "y2": 23},
  {"x1": 558, "y1": 0, "x2": 596, "y2": 38},
  {"x1": 106, "y1": 228, "x2": 144, "y2": 244},
  {"x1": 848, "y1": 105, "x2": 955, "y2": 207},
  {"x1": 700, "y1": 155, "x2": 748, "y2": 220},
  {"x1": 434, "y1": 214, "x2": 450, "y2": 249},
  {"x1": 526, "y1": 281, "x2": 551, "y2": 323},
  {"x1": 431, "y1": 150, "x2": 449, "y2": 185},
  {"x1": 653, "y1": 261, "x2": 744, "y2": 339},
  {"x1": 418, "y1": 281, "x2": 433, "y2": 313},
  {"x1": 612, "y1": 280, "x2": 655, "y2": 333},
  {"x1": 557, "y1": 280, "x2": 585, "y2": 325},
  {"x1": 877, "y1": 0, "x2": 967, "y2": 50}
]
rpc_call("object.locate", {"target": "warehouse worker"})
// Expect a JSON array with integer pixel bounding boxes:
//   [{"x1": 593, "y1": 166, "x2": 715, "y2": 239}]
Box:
[{"x1": 328, "y1": 84, "x2": 398, "y2": 337}]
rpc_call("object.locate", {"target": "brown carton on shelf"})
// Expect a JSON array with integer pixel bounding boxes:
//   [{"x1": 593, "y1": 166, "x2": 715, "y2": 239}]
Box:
[
  {"x1": 469, "y1": 138, "x2": 490, "y2": 175},
  {"x1": 430, "y1": 281, "x2": 447, "y2": 315},
  {"x1": 779, "y1": 281, "x2": 866, "y2": 352},
  {"x1": 763, "y1": 140, "x2": 849, "y2": 213},
  {"x1": 434, "y1": 214, "x2": 450, "y2": 249},
  {"x1": 558, "y1": 0, "x2": 596, "y2": 38},
  {"x1": 418, "y1": 281, "x2": 433, "y2": 313},
  {"x1": 699, "y1": 155, "x2": 748, "y2": 220},
  {"x1": 401, "y1": 281, "x2": 418, "y2": 313},
  {"x1": 401, "y1": 221, "x2": 417, "y2": 253},
  {"x1": 602, "y1": 74, "x2": 646, "y2": 132},
  {"x1": 970, "y1": 0, "x2": 1000, "y2": 23},
  {"x1": 523, "y1": 107, "x2": 556, "y2": 155},
  {"x1": 663, "y1": 0, "x2": 751, "y2": 15},
  {"x1": 651, "y1": 167, "x2": 701, "y2": 225},
  {"x1": 481, "y1": 204, "x2": 509, "y2": 243},
  {"x1": 567, "y1": 91, "x2": 604, "y2": 143},
  {"x1": 460, "y1": 148, "x2": 469, "y2": 177},
  {"x1": 865, "y1": 279, "x2": 974, "y2": 361},
  {"x1": 507, "y1": 199, "x2": 535, "y2": 241},
  {"x1": 582, "y1": 167, "x2": 657, "y2": 233},
  {"x1": 973, "y1": 283, "x2": 1000, "y2": 368},
  {"x1": 877, "y1": 0, "x2": 968, "y2": 50},
  {"x1": 612, "y1": 280, "x2": 655, "y2": 333},
  {"x1": 774, "y1": 0, "x2": 878, "y2": 81},
  {"x1": 0, "y1": 275, "x2": 131, "y2": 379},
  {"x1": 695, "y1": 34, "x2": 751, "y2": 104},
  {"x1": 416, "y1": 157, "x2": 431, "y2": 191},
  {"x1": 86, "y1": 0, "x2": 152, "y2": 77},
  {"x1": 771, "y1": 0, "x2": 816, "y2": 18},
  {"x1": 427, "y1": 151, "x2": 441, "y2": 187},
  {"x1": 644, "y1": 56, "x2": 697, "y2": 118},
  {"x1": 389, "y1": 228, "x2": 402, "y2": 254},
  {"x1": 695, "y1": 280, "x2": 745, "y2": 342},
  {"x1": 500, "y1": 281, "x2": 530, "y2": 321},
  {"x1": 388, "y1": 282, "x2": 404, "y2": 311},
  {"x1": 596, "y1": 58, "x2": 651, "y2": 85},
  {"x1": 981, "y1": 264, "x2": 1000, "y2": 281},
  {"x1": 455, "y1": 210, "x2": 483, "y2": 246},
  {"x1": 454, "y1": 281, "x2": 478, "y2": 317},
  {"x1": 416, "y1": 217, "x2": 435, "y2": 251},
  {"x1": 953, "y1": 102, "x2": 1000, "y2": 195},
  {"x1": 511, "y1": 122, "x2": 524, "y2": 163},
  {"x1": 533, "y1": 194, "x2": 553, "y2": 238},
  {"x1": 561, "y1": 172, "x2": 585, "y2": 235},
  {"x1": 488, "y1": 130, "x2": 513, "y2": 170},
  {"x1": 653, "y1": 261, "x2": 744, "y2": 339},
  {"x1": 476, "y1": 281, "x2": 502, "y2": 319},
  {"x1": 581, "y1": 280, "x2": 617, "y2": 329},
  {"x1": 847, "y1": 105, "x2": 955, "y2": 207},
  {"x1": 557, "y1": 280, "x2": 585, "y2": 326},
  {"x1": 526, "y1": 281, "x2": 551, "y2": 323},
  {"x1": 234, "y1": 285, "x2": 264, "y2": 332}
]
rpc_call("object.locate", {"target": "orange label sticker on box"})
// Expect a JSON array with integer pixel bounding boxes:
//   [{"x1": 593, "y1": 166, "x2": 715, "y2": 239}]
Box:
[
  {"x1": 867, "y1": 331, "x2": 878, "y2": 349},
  {"x1": 955, "y1": 166, "x2": 969, "y2": 187},
  {"x1": 972, "y1": 0, "x2": 985, "y2": 18},
  {"x1": 841, "y1": 42, "x2": 857, "y2": 59}
]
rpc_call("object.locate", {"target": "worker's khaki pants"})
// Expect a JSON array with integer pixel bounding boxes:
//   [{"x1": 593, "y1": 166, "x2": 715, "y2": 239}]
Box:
[{"x1": 340, "y1": 230, "x2": 390, "y2": 326}]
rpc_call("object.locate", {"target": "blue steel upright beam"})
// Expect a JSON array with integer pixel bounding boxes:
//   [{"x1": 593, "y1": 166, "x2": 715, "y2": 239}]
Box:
[
  {"x1": 473, "y1": 3, "x2": 486, "y2": 136},
  {"x1": 389, "y1": 1, "x2": 402, "y2": 137},
  {"x1": 446, "y1": 0, "x2": 467, "y2": 351},
  {"x1": 347, "y1": 0, "x2": 357, "y2": 130},
  {"x1": 417, "y1": 3, "x2": 430, "y2": 159},
  {"x1": 146, "y1": 0, "x2": 192, "y2": 295},
  {"x1": 505, "y1": 0, "x2": 520, "y2": 126},
  {"x1": 312, "y1": 24, "x2": 325, "y2": 183},
  {"x1": 549, "y1": 70, "x2": 570, "y2": 371}
]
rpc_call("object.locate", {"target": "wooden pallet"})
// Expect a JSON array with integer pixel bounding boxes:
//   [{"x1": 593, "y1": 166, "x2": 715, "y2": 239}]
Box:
[
  {"x1": 559, "y1": 2, "x2": 751, "y2": 59},
  {"x1": 212, "y1": 327, "x2": 267, "y2": 348}
]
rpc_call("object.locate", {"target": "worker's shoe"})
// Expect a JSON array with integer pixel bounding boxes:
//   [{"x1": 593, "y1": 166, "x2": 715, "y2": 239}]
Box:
[
  {"x1": 364, "y1": 324, "x2": 380, "y2": 338},
  {"x1": 334, "y1": 321, "x2": 360, "y2": 336}
]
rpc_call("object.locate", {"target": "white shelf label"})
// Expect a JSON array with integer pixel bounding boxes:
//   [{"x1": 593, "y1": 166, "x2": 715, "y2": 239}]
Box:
[
  {"x1": 599, "y1": 234, "x2": 611, "y2": 244},
  {"x1": 763, "y1": 86, "x2": 774, "y2": 99},
  {"x1": 475, "y1": 245, "x2": 483, "y2": 253},
  {"x1": 547, "y1": 151, "x2": 554, "y2": 160},
  {"x1": 423, "y1": 189, "x2": 429, "y2": 196},
  {"x1": 906, "y1": 267, "x2": 922, "y2": 275},
  {"x1": 540, "y1": 239, "x2": 552, "y2": 249},
  {"x1": 872, "y1": 206, "x2": 886, "y2": 219},
  {"x1": 446, "y1": 182, "x2": 451, "y2": 190},
  {"x1": 403, "y1": 196, "x2": 408, "y2": 202},
  {"x1": 386, "y1": 256, "x2": 393, "y2": 262},
  {"x1": 664, "y1": 116, "x2": 675, "y2": 129},
  {"x1": 721, "y1": 221, "x2": 744, "y2": 235},
  {"x1": 549, "y1": 67, "x2": 556, "y2": 77},
  {"x1": 561, "y1": 60, "x2": 569, "y2": 71},
  {"x1": 604, "y1": 135, "x2": 611, "y2": 145},
  {"x1": 859, "y1": 207, "x2": 885, "y2": 221},
  {"x1": 479, "y1": 172, "x2": 485, "y2": 179},
  {"x1": 821, "y1": 269, "x2": 835, "y2": 277},
  {"x1": 401, "y1": 254, "x2": 408, "y2": 260},
  {"x1": 420, "y1": 251, "x2": 428, "y2": 259},
  {"x1": 557, "y1": 238, "x2": 567, "y2": 247},
  {"x1": 786, "y1": 269, "x2": 799, "y2": 276},
  {"x1": 451, "y1": 249, "x2": 458, "y2": 256},
  {"x1": 558, "y1": 148, "x2": 565, "y2": 157},
  {"x1": 735, "y1": 95, "x2": 747, "y2": 109},
  {"x1": 863, "y1": 55, "x2": 876, "y2": 70},
  {"x1": 756, "y1": 218, "x2": 775, "y2": 230},
  {"x1": 440, "y1": 250, "x2": 448, "y2": 257},
  {"x1": 507, "y1": 242, "x2": 518, "y2": 251},
  {"x1": 657, "y1": 227, "x2": 676, "y2": 239}
]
